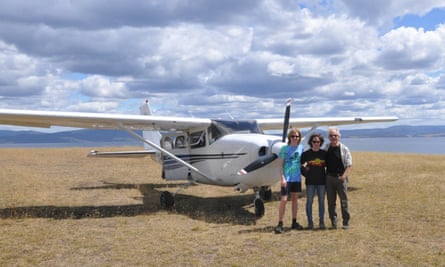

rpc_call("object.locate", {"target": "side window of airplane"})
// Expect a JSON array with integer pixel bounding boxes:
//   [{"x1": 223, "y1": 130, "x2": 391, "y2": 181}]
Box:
[
  {"x1": 162, "y1": 136, "x2": 173, "y2": 150},
  {"x1": 208, "y1": 124, "x2": 223, "y2": 144},
  {"x1": 175, "y1": 135, "x2": 187, "y2": 148},
  {"x1": 190, "y1": 130, "x2": 206, "y2": 148}
]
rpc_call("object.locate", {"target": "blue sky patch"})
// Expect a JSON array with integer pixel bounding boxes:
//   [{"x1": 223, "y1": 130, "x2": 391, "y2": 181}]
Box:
[
  {"x1": 394, "y1": 8, "x2": 445, "y2": 31},
  {"x1": 61, "y1": 72, "x2": 89, "y2": 81}
]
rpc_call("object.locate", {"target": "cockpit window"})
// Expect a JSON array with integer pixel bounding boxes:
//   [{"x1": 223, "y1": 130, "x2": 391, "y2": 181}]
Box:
[
  {"x1": 175, "y1": 135, "x2": 186, "y2": 148},
  {"x1": 190, "y1": 130, "x2": 206, "y2": 148},
  {"x1": 212, "y1": 120, "x2": 260, "y2": 135}
]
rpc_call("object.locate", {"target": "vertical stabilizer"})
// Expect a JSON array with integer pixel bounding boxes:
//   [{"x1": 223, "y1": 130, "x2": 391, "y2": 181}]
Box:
[{"x1": 140, "y1": 100, "x2": 161, "y2": 151}]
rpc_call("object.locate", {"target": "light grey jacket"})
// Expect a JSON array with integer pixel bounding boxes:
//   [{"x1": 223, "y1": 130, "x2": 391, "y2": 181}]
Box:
[
  {"x1": 325, "y1": 143, "x2": 352, "y2": 168},
  {"x1": 339, "y1": 143, "x2": 352, "y2": 168}
]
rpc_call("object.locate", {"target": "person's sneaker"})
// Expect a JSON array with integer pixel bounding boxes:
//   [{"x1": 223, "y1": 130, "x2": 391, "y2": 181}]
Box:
[
  {"x1": 306, "y1": 222, "x2": 314, "y2": 230},
  {"x1": 291, "y1": 222, "x2": 304, "y2": 230},
  {"x1": 331, "y1": 218, "x2": 338, "y2": 229},
  {"x1": 342, "y1": 224, "x2": 349, "y2": 230},
  {"x1": 319, "y1": 222, "x2": 326, "y2": 230},
  {"x1": 274, "y1": 224, "x2": 283, "y2": 234}
]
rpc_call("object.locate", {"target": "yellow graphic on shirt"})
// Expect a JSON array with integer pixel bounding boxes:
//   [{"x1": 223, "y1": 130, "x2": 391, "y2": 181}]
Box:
[{"x1": 308, "y1": 158, "x2": 325, "y2": 167}]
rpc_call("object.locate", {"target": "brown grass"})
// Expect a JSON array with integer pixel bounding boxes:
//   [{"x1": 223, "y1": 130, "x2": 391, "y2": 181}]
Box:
[{"x1": 0, "y1": 147, "x2": 444, "y2": 266}]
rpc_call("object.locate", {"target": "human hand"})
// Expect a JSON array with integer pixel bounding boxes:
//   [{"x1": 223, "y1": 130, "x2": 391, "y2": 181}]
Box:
[{"x1": 281, "y1": 178, "x2": 287, "y2": 187}]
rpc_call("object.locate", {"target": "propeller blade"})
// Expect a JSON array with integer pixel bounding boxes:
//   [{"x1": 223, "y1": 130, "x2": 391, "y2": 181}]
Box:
[
  {"x1": 237, "y1": 154, "x2": 277, "y2": 175},
  {"x1": 282, "y1": 98, "x2": 291, "y2": 142}
]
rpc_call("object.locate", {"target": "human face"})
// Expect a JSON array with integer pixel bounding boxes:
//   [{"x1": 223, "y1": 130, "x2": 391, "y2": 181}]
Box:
[
  {"x1": 328, "y1": 130, "x2": 340, "y2": 146},
  {"x1": 289, "y1": 133, "x2": 300, "y2": 144},
  {"x1": 311, "y1": 138, "x2": 321, "y2": 151}
]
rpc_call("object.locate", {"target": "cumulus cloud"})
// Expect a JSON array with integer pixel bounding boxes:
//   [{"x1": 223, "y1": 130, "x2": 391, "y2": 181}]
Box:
[
  {"x1": 0, "y1": 0, "x2": 444, "y2": 125},
  {"x1": 377, "y1": 27, "x2": 444, "y2": 70}
]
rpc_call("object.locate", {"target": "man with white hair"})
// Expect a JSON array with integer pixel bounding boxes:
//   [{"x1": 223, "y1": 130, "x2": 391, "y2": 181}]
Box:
[{"x1": 325, "y1": 127, "x2": 352, "y2": 230}]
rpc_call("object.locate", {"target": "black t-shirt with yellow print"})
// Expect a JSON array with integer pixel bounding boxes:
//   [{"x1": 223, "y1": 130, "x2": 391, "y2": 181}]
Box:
[{"x1": 301, "y1": 149, "x2": 327, "y2": 185}]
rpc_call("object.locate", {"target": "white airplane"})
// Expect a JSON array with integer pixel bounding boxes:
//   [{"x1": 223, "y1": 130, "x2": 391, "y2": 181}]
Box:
[{"x1": 0, "y1": 100, "x2": 397, "y2": 216}]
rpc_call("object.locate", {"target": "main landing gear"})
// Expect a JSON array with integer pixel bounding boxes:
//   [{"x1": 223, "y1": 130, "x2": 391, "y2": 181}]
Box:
[
  {"x1": 159, "y1": 186, "x2": 273, "y2": 218},
  {"x1": 160, "y1": 182, "x2": 193, "y2": 209}
]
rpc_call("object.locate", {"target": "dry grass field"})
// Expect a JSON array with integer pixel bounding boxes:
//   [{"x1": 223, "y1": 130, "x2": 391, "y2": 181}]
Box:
[{"x1": 0, "y1": 147, "x2": 444, "y2": 266}]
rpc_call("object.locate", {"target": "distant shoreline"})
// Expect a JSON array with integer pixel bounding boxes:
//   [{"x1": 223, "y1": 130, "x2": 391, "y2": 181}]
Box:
[{"x1": 1, "y1": 136, "x2": 444, "y2": 155}]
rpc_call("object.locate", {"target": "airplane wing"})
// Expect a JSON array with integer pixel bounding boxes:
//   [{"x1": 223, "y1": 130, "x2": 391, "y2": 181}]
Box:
[
  {"x1": 0, "y1": 109, "x2": 397, "y2": 132},
  {"x1": 256, "y1": 116, "x2": 399, "y2": 131},
  {"x1": 0, "y1": 109, "x2": 211, "y2": 131}
]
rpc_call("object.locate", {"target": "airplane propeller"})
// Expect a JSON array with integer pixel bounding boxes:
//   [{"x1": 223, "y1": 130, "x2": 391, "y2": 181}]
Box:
[
  {"x1": 237, "y1": 99, "x2": 291, "y2": 175},
  {"x1": 282, "y1": 98, "x2": 291, "y2": 142}
]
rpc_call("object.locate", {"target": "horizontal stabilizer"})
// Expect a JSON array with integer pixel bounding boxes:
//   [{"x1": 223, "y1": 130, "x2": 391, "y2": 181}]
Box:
[{"x1": 88, "y1": 150, "x2": 155, "y2": 158}]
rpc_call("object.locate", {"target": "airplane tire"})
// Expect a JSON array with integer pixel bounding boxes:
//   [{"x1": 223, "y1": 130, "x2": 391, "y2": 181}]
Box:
[
  {"x1": 160, "y1": 191, "x2": 174, "y2": 209},
  {"x1": 260, "y1": 187, "x2": 273, "y2": 201},
  {"x1": 254, "y1": 198, "x2": 265, "y2": 217}
]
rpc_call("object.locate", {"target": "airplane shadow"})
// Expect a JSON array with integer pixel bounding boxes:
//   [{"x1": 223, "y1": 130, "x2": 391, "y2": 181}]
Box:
[
  {"x1": 0, "y1": 204, "x2": 148, "y2": 220},
  {"x1": 0, "y1": 181, "x2": 274, "y2": 225},
  {"x1": 0, "y1": 181, "x2": 360, "y2": 226}
]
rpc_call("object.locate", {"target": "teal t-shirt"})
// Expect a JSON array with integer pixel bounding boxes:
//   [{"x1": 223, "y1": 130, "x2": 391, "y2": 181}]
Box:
[{"x1": 279, "y1": 144, "x2": 304, "y2": 182}]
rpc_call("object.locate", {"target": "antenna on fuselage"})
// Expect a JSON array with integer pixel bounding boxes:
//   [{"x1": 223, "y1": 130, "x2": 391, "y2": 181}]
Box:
[{"x1": 226, "y1": 111, "x2": 234, "y2": 120}]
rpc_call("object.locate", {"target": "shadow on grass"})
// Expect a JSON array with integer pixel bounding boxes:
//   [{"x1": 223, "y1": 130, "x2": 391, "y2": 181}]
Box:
[
  {"x1": 0, "y1": 204, "x2": 148, "y2": 220},
  {"x1": 0, "y1": 181, "x2": 277, "y2": 225}
]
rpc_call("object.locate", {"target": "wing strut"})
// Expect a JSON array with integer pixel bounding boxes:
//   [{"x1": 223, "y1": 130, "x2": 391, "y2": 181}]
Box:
[{"x1": 120, "y1": 126, "x2": 214, "y2": 183}]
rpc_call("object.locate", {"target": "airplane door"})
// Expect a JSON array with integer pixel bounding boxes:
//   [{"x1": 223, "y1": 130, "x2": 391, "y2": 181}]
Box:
[{"x1": 161, "y1": 133, "x2": 191, "y2": 180}]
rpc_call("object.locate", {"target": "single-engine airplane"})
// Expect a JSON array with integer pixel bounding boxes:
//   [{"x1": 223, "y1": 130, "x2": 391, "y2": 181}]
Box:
[{"x1": 0, "y1": 100, "x2": 397, "y2": 216}]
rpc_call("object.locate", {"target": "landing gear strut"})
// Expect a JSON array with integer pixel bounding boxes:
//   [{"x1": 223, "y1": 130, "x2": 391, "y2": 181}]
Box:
[{"x1": 253, "y1": 189, "x2": 266, "y2": 217}]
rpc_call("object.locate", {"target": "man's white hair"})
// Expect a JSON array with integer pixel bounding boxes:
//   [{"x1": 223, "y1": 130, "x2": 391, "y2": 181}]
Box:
[{"x1": 328, "y1": 127, "x2": 341, "y2": 137}]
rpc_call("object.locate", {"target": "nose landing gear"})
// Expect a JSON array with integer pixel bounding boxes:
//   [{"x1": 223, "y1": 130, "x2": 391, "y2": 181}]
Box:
[
  {"x1": 254, "y1": 198, "x2": 265, "y2": 217},
  {"x1": 253, "y1": 186, "x2": 272, "y2": 217}
]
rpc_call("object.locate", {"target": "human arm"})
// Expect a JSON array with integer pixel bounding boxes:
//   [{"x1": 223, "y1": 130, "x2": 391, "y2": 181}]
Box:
[
  {"x1": 340, "y1": 144, "x2": 352, "y2": 180},
  {"x1": 300, "y1": 151, "x2": 309, "y2": 176},
  {"x1": 278, "y1": 158, "x2": 287, "y2": 187},
  {"x1": 340, "y1": 166, "x2": 351, "y2": 181}
]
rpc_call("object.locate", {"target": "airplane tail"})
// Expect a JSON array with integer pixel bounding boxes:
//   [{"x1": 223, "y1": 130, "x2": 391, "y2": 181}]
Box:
[{"x1": 140, "y1": 100, "x2": 161, "y2": 152}]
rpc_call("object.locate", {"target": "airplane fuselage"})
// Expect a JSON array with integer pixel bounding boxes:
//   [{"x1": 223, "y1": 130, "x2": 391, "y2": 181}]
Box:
[{"x1": 158, "y1": 120, "x2": 285, "y2": 192}]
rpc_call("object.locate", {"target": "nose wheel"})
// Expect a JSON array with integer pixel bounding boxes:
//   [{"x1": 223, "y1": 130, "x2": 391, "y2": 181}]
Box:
[{"x1": 254, "y1": 198, "x2": 265, "y2": 217}]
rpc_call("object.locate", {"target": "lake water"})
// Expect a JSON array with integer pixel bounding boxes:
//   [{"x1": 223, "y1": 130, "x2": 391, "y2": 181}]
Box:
[
  {"x1": 0, "y1": 137, "x2": 443, "y2": 155},
  {"x1": 342, "y1": 137, "x2": 444, "y2": 155}
]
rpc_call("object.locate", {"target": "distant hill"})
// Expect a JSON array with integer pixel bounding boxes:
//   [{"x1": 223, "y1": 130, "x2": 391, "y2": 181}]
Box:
[
  {"x1": 0, "y1": 125, "x2": 444, "y2": 144},
  {"x1": 0, "y1": 129, "x2": 142, "y2": 144},
  {"x1": 333, "y1": 125, "x2": 445, "y2": 138}
]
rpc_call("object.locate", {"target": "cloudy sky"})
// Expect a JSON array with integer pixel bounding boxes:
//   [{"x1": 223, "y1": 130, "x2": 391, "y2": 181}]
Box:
[{"x1": 1, "y1": 0, "x2": 445, "y2": 131}]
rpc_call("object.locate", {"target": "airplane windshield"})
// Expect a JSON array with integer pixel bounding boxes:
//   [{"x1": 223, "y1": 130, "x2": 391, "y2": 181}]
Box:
[{"x1": 211, "y1": 120, "x2": 261, "y2": 136}]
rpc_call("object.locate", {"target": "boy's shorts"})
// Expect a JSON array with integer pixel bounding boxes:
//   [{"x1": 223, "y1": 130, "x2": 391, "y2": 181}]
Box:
[{"x1": 280, "y1": 181, "x2": 302, "y2": 196}]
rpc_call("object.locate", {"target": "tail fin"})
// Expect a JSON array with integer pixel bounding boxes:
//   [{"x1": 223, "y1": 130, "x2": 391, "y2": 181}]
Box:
[
  {"x1": 140, "y1": 100, "x2": 161, "y2": 151},
  {"x1": 139, "y1": 99, "x2": 153, "y2": 115}
]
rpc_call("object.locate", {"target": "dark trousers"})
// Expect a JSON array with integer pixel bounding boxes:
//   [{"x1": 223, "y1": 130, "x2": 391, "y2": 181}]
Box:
[{"x1": 326, "y1": 174, "x2": 350, "y2": 225}]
